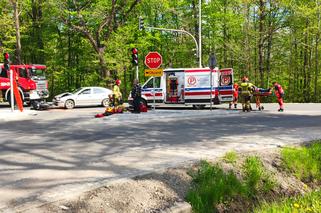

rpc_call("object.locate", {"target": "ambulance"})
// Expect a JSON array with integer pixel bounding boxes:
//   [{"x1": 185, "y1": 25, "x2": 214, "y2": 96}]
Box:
[{"x1": 132, "y1": 67, "x2": 234, "y2": 108}]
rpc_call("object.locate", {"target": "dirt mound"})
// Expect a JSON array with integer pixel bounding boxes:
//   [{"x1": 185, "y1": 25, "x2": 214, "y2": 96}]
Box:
[{"x1": 35, "y1": 147, "x2": 317, "y2": 213}]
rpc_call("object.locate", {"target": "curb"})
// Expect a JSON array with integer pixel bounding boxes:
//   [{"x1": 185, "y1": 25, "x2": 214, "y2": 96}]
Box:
[{"x1": 162, "y1": 202, "x2": 192, "y2": 213}]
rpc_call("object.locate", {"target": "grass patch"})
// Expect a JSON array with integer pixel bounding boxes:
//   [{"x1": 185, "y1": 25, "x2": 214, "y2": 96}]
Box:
[
  {"x1": 186, "y1": 157, "x2": 275, "y2": 213},
  {"x1": 254, "y1": 189, "x2": 321, "y2": 213},
  {"x1": 186, "y1": 160, "x2": 244, "y2": 213},
  {"x1": 281, "y1": 141, "x2": 321, "y2": 182},
  {"x1": 223, "y1": 151, "x2": 238, "y2": 164},
  {"x1": 243, "y1": 156, "x2": 275, "y2": 197}
]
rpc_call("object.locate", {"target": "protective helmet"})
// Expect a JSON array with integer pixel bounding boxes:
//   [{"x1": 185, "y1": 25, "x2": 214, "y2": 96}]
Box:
[
  {"x1": 242, "y1": 76, "x2": 249, "y2": 82},
  {"x1": 115, "y1": 79, "x2": 121, "y2": 85}
]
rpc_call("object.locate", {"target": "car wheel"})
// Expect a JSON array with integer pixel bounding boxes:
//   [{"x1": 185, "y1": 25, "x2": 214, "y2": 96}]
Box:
[
  {"x1": 102, "y1": 98, "x2": 109, "y2": 107},
  {"x1": 65, "y1": 99, "x2": 75, "y2": 109}
]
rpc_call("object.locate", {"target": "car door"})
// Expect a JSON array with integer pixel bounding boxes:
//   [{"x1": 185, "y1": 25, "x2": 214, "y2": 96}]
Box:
[
  {"x1": 93, "y1": 88, "x2": 107, "y2": 105},
  {"x1": 75, "y1": 88, "x2": 93, "y2": 106}
]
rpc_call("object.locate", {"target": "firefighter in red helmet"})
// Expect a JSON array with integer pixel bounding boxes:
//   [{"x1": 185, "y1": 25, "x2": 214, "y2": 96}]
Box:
[{"x1": 113, "y1": 79, "x2": 122, "y2": 107}]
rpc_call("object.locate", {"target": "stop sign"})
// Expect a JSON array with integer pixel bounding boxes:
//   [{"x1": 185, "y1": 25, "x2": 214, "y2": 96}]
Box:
[{"x1": 145, "y1": 52, "x2": 162, "y2": 69}]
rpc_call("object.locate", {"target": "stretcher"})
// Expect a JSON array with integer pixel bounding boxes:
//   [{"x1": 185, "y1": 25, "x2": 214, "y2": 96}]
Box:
[{"x1": 253, "y1": 88, "x2": 272, "y2": 111}]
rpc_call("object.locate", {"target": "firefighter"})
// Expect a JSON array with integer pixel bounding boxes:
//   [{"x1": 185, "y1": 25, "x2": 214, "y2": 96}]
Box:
[
  {"x1": 239, "y1": 76, "x2": 255, "y2": 112},
  {"x1": 229, "y1": 82, "x2": 239, "y2": 109},
  {"x1": 131, "y1": 79, "x2": 142, "y2": 113},
  {"x1": 113, "y1": 79, "x2": 122, "y2": 107},
  {"x1": 272, "y1": 81, "x2": 284, "y2": 112}
]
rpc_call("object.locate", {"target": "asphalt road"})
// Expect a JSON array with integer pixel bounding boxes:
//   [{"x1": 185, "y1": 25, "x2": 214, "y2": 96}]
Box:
[{"x1": 0, "y1": 103, "x2": 321, "y2": 211}]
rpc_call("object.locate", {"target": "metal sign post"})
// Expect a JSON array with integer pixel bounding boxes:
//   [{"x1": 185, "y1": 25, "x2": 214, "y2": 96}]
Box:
[
  {"x1": 10, "y1": 69, "x2": 14, "y2": 112},
  {"x1": 209, "y1": 53, "x2": 217, "y2": 111},
  {"x1": 153, "y1": 77, "x2": 156, "y2": 111}
]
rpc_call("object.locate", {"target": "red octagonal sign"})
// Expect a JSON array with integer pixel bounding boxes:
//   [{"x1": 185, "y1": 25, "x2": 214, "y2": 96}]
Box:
[{"x1": 145, "y1": 52, "x2": 162, "y2": 69}]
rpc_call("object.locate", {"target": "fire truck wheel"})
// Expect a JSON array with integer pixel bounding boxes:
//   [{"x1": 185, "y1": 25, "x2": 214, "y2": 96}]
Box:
[
  {"x1": 7, "y1": 92, "x2": 23, "y2": 107},
  {"x1": 65, "y1": 99, "x2": 75, "y2": 109},
  {"x1": 102, "y1": 98, "x2": 109, "y2": 107}
]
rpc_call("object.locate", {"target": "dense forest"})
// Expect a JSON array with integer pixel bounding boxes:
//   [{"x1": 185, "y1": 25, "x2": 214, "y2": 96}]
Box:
[{"x1": 0, "y1": 0, "x2": 320, "y2": 102}]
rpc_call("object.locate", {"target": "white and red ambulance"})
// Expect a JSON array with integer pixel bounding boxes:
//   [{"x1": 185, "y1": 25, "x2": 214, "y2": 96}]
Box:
[{"x1": 132, "y1": 67, "x2": 234, "y2": 108}]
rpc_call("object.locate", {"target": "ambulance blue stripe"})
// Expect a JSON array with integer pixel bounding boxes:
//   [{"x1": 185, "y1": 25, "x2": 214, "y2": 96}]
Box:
[{"x1": 142, "y1": 88, "x2": 163, "y2": 92}]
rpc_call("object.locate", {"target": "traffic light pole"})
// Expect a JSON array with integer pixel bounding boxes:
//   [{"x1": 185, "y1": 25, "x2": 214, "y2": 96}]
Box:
[
  {"x1": 145, "y1": 27, "x2": 201, "y2": 68},
  {"x1": 136, "y1": 66, "x2": 139, "y2": 81}
]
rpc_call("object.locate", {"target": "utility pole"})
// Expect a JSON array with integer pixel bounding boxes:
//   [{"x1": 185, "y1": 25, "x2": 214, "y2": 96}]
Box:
[{"x1": 199, "y1": 0, "x2": 202, "y2": 68}]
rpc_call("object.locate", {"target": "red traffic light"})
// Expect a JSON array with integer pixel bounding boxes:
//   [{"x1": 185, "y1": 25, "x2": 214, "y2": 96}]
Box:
[
  {"x1": 4, "y1": 52, "x2": 9, "y2": 60},
  {"x1": 132, "y1": 48, "x2": 138, "y2": 54}
]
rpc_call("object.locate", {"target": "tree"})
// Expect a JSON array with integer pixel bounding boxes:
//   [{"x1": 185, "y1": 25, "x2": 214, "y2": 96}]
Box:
[{"x1": 55, "y1": 0, "x2": 140, "y2": 82}]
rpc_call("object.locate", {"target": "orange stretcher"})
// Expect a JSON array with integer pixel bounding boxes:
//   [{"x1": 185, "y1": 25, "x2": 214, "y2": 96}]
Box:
[{"x1": 253, "y1": 88, "x2": 272, "y2": 111}]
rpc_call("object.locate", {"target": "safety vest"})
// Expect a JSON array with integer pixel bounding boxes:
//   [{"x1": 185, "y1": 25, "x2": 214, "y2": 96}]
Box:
[
  {"x1": 240, "y1": 82, "x2": 254, "y2": 96},
  {"x1": 113, "y1": 85, "x2": 122, "y2": 99}
]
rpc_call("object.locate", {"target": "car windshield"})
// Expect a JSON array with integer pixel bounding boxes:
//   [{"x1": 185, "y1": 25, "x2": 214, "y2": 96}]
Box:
[
  {"x1": 29, "y1": 68, "x2": 45, "y2": 78},
  {"x1": 72, "y1": 88, "x2": 83, "y2": 94}
]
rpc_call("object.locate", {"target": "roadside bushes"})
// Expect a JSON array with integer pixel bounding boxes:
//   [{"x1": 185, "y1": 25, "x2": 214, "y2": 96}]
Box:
[
  {"x1": 186, "y1": 141, "x2": 321, "y2": 213},
  {"x1": 281, "y1": 141, "x2": 321, "y2": 182},
  {"x1": 186, "y1": 155, "x2": 275, "y2": 213}
]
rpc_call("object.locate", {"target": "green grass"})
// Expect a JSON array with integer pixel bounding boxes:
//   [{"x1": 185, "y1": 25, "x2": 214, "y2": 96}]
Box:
[
  {"x1": 223, "y1": 151, "x2": 238, "y2": 164},
  {"x1": 186, "y1": 160, "x2": 244, "y2": 213},
  {"x1": 254, "y1": 190, "x2": 321, "y2": 213},
  {"x1": 281, "y1": 141, "x2": 321, "y2": 182},
  {"x1": 186, "y1": 157, "x2": 275, "y2": 213},
  {"x1": 243, "y1": 156, "x2": 275, "y2": 197}
]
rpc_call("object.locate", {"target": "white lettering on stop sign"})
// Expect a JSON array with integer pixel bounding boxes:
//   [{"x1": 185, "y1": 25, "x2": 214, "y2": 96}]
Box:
[{"x1": 145, "y1": 52, "x2": 162, "y2": 69}]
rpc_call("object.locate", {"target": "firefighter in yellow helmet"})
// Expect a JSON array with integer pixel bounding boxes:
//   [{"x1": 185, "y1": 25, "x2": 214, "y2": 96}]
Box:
[
  {"x1": 239, "y1": 76, "x2": 255, "y2": 112},
  {"x1": 113, "y1": 79, "x2": 122, "y2": 107}
]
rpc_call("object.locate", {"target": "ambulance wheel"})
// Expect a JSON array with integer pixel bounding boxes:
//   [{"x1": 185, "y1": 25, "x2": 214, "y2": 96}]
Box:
[
  {"x1": 102, "y1": 98, "x2": 109, "y2": 107},
  {"x1": 65, "y1": 99, "x2": 75, "y2": 109},
  {"x1": 193, "y1": 104, "x2": 205, "y2": 110},
  {"x1": 140, "y1": 99, "x2": 147, "y2": 108}
]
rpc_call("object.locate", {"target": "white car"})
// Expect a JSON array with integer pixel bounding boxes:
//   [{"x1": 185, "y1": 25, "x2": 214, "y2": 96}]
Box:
[{"x1": 53, "y1": 87, "x2": 113, "y2": 109}]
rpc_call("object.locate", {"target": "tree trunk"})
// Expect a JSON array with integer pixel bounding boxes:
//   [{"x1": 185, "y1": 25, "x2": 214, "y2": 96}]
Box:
[
  {"x1": 258, "y1": 0, "x2": 265, "y2": 87},
  {"x1": 303, "y1": 18, "x2": 309, "y2": 102},
  {"x1": 11, "y1": 0, "x2": 22, "y2": 64},
  {"x1": 244, "y1": 2, "x2": 251, "y2": 77},
  {"x1": 315, "y1": 0, "x2": 320, "y2": 101}
]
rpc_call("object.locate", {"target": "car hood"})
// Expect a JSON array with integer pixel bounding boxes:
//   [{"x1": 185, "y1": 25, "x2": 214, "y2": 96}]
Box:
[{"x1": 55, "y1": 92, "x2": 73, "y2": 99}]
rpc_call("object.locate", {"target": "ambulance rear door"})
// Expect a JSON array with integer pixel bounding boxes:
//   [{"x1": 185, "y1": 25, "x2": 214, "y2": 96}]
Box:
[{"x1": 218, "y1": 68, "x2": 234, "y2": 102}]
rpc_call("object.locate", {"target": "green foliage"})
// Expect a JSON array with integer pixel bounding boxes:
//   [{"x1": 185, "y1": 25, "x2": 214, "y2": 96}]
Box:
[
  {"x1": 254, "y1": 190, "x2": 321, "y2": 213},
  {"x1": 186, "y1": 161, "x2": 244, "y2": 213},
  {"x1": 223, "y1": 151, "x2": 238, "y2": 164},
  {"x1": 242, "y1": 156, "x2": 276, "y2": 197},
  {"x1": 281, "y1": 141, "x2": 321, "y2": 182},
  {"x1": 1, "y1": 0, "x2": 321, "y2": 101}
]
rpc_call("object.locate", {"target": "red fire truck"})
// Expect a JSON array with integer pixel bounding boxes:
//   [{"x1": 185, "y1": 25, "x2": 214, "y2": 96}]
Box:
[{"x1": 0, "y1": 64, "x2": 49, "y2": 108}]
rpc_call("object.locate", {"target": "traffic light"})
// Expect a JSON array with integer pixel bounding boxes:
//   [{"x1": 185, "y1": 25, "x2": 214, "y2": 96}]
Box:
[
  {"x1": 131, "y1": 48, "x2": 138, "y2": 66},
  {"x1": 3, "y1": 52, "x2": 10, "y2": 71},
  {"x1": 139, "y1": 16, "x2": 144, "y2": 31}
]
